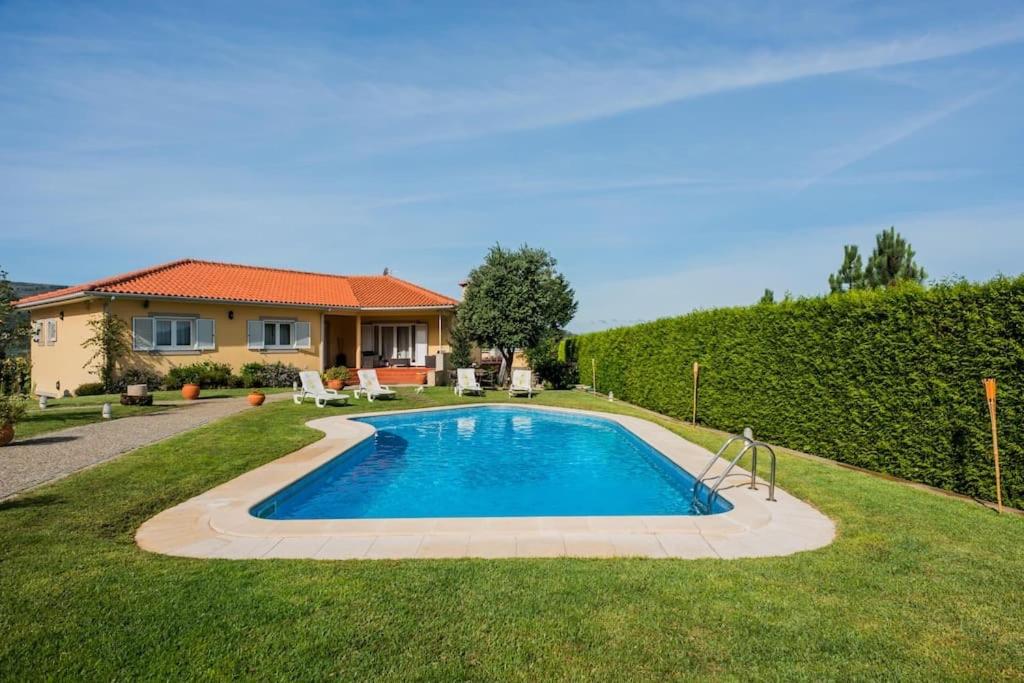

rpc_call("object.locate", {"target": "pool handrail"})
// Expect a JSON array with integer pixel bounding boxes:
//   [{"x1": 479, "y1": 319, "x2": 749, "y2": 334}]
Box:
[{"x1": 693, "y1": 431, "x2": 778, "y2": 512}]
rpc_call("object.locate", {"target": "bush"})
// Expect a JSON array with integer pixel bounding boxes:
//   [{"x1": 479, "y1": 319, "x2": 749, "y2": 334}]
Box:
[
  {"x1": 532, "y1": 358, "x2": 576, "y2": 390},
  {"x1": 165, "y1": 361, "x2": 235, "y2": 389},
  {"x1": 0, "y1": 357, "x2": 31, "y2": 395},
  {"x1": 0, "y1": 394, "x2": 27, "y2": 425},
  {"x1": 574, "y1": 277, "x2": 1024, "y2": 508},
  {"x1": 114, "y1": 367, "x2": 165, "y2": 393},
  {"x1": 240, "y1": 362, "x2": 301, "y2": 388},
  {"x1": 75, "y1": 382, "x2": 107, "y2": 396}
]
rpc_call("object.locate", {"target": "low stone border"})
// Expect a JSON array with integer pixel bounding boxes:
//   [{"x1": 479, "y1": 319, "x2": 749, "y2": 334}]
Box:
[{"x1": 136, "y1": 404, "x2": 835, "y2": 559}]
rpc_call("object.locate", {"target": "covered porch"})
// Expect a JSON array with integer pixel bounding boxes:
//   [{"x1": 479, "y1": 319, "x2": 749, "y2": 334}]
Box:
[{"x1": 321, "y1": 309, "x2": 453, "y2": 384}]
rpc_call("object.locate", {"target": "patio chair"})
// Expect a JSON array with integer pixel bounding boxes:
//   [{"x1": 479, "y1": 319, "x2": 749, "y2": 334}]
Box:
[
  {"x1": 508, "y1": 369, "x2": 535, "y2": 398},
  {"x1": 455, "y1": 368, "x2": 484, "y2": 396},
  {"x1": 354, "y1": 369, "x2": 397, "y2": 402},
  {"x1": 293, "y1": 371, "x2": 350, "y2": 408}
]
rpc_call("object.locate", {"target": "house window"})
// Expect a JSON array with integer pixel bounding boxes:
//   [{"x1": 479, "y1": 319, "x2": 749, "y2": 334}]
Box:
[
  {"x1": 154, "y1": 318, "x2": 194, "y2": 350},
  {"x1": 264, "y1": 321, "x2": 294, "y2": 349}
]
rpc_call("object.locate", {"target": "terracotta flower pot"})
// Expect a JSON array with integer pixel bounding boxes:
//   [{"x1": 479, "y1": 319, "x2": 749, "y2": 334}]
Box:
[
  {"x1": 327, "y1": 379, "x2": 344, "y2": 390},
  {"x1": 181, "y1": 383, "x2": 201, "y2": 401},
  {"x1": 247, "y1": 392, "x2": 266, "y2": 407},
  {"x1": 0, "y1": 423, "x2": 14, "y2": 447}
]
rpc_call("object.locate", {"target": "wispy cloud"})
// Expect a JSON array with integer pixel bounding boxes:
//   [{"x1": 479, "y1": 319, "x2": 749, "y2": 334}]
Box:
[{"x1": 801, "y1": 86, "x2": 1001, "y2": 188}]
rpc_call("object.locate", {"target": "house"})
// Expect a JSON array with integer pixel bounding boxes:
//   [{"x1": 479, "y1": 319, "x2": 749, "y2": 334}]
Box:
[{"x1": 14, "y1": 259, "x2": 458, "y2": 395}]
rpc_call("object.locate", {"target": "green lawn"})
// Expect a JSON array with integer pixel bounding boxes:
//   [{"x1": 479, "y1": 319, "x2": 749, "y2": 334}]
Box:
[
  {"x1": 1, "y1": 388, "x2": 1021, "y2": 680},
  {"x1": 15, "y1": 388, "x2": 292, "y2": 440},
  {"x1": 16, "y1": 403, "x2": 174, "y2": 440}
]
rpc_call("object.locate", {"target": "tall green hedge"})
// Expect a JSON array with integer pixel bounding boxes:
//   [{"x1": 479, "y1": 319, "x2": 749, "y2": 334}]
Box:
[{"x1": 574, "y1": 277, "x2": 1024, "y2": 508}]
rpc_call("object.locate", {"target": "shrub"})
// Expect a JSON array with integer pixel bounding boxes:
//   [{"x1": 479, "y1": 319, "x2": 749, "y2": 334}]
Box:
[
  {"x1": 0, "y1": 394, "x2": 27, "y2": 425},
  {"x1": 575, "y1": 277, "x2": 1024, "y2": 508},
  {"x1": 240, "y1": 362, "x2": 301, "y2": 388},
  {"x1": 165, "y1": 361, "x2": 235, "y2": 389},
  {"x1": 532, "y1": 358, "x2": 576, "y2": 390},
  {"x1": 75, "y1": 382, "x2": 107, "y2": 396},
  {"x1": 0, "y1": 357, "x2": 31, "y2": 395},
  {"x1": 114, "y1": 367, "x2": 165, "y2": 393}
]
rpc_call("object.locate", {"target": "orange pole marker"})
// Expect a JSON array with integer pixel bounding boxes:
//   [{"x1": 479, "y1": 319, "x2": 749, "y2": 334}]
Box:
[{"x1": 982, "y1": 378, "x2": 1003, "y2": 513}]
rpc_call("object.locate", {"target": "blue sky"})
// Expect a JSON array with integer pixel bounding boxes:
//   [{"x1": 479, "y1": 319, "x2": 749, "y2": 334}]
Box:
[{"x1": 2, "y1": 1, "x2": 1023, "y2": 331}]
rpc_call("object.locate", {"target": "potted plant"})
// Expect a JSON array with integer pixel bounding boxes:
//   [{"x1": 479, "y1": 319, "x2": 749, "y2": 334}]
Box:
[
  {"x1": 0, "y1": 395, "x2": 28, "y2": 447},
  {"x1": 247, "y1": 389, "x2": 266, "y2": 407},
  {"x1": 323, "y1": 366, "x2": 348, "y2": 391}
]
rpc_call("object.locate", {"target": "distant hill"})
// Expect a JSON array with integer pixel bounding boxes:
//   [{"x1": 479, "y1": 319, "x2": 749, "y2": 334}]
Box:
[
  {"x1": 12, "y1": 282, "x2": 66, "y2": 300},
  {"x1": 6, "y1": 282, "x2": 67, "y2": 357}
]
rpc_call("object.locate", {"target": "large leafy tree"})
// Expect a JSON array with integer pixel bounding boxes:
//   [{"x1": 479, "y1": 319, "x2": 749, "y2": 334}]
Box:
[
  {"x1": 458, "y1": 245, "x2": 577, "y2": 379},
  {"x1": 864, "y1": 226, "x2": 927, "y2": 288},
  {"x1": 0, "y1": 267, "x2": 28, "y2": 360},
  {"x1": 828, "y1": 245, "x2": 864, "y2": 293}
]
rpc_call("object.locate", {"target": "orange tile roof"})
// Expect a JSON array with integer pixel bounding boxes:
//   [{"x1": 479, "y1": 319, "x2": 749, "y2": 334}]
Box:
[{"x1": 14, "y1": 259, "x2": 458, "y2": 309}]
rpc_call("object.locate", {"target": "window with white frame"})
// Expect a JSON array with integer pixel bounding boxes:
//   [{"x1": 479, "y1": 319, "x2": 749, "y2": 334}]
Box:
[
  {"x1": 263, "y1": 321, "x2": 293, "y2": 349},
  {"x1": 132, "y1": 316, "x2": 215, "y2": 352},
  {"x1": 154, "y1": 317, "x2": 194, "y2": 350},
  {"x1": 246, "y1": 319, "x2": 310, "y2": 351}
]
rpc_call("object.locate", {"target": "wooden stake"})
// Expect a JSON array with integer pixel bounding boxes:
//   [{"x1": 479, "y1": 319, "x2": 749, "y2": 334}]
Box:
[
  {"x1": 591, "y1": 358, "x2": 597, "y2": 394},
  {"x1": 983, "y1": 378, "x2": 1003, "y2": 513},
  {"x1": 692, "y1": 361, "x2": 700, "y2": 425}
]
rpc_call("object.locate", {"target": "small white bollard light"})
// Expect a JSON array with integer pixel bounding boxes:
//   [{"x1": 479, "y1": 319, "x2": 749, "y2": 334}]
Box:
[
  {"x1": 38, "y1": 395, "x2": 48, "y2": 410},
  {"x1": 608, "y1": 391, "x2": 614, "y2": 402},
  {"x1": 101, "y1": 402, "x2": 112, "y2": 419}
]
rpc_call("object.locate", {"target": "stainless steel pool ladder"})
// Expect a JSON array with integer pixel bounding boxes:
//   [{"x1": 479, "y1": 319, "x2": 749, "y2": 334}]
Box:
[{"x1": 692, "y1": 428, "x2": 778, "y2": 512}]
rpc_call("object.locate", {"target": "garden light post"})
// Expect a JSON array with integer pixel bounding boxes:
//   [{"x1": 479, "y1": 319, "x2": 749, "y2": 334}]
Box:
[{"x1": 982, "y1": 378, "x2": 1003, "y2": 513}]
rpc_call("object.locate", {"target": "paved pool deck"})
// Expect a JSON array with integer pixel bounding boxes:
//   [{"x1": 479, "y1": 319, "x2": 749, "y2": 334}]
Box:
[
  {"x1": 136, "y1": 404, "x2": 836, "y2": 560},
  {"x1": 0, "y1": 393, "x2": 291, "y2": 500}
]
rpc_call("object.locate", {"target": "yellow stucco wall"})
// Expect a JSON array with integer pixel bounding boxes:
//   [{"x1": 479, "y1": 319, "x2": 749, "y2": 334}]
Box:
[
  {"x1": 28, "y1": 300, "x2": 103, "y2": 395},
  {"x1": 27, "y1": 297, "x2": 453, "y2": 394},
  {"x1": 107, "y1": 299, "x2": 324, "y2": 378}
]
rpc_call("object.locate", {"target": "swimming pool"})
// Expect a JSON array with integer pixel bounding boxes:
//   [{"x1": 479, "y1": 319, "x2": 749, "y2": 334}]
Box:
[{"x1": 253, "y1": 406, "x2": 731, "y2": 520}]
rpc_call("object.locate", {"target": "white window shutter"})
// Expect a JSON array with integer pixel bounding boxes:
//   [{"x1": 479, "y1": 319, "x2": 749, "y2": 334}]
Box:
[
  {"x1": 32, "y1": 321, "x2": 43, "y2": 345},
  {"x1": 47, "y1": 320, "x2": 57, "y2": 345},
  {"x1": 294, "y1": 321, "x2": 311, "y2": 349},
  {"x1": 247, "y1": 320, "x2": 264, "y2": 350},
  {"x1": 132, "y1": 317, "x2": 155, "y2": 351},
  {"x1": 196, "y1": 319, "x2": 216, "y2": 350},
  {"x1": 414, "y1": 324, "x2": 428, "y2": 366}
]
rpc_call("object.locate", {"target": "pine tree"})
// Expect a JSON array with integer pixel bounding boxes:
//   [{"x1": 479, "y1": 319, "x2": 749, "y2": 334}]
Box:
[
  {"x1": 828, "y1": 245, "x2": 864, "y2": 293},
  {"x1": 758, "y1": 288, "x2": 775, "y2": 305},
  {"x1": 864, "y1": 226, "x2": 927, "y2": 288}
]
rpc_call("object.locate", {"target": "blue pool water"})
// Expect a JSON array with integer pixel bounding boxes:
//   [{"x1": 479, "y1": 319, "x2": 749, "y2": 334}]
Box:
[{"x1": 253, "y1": 406, "x2": 731, "y2": 519}]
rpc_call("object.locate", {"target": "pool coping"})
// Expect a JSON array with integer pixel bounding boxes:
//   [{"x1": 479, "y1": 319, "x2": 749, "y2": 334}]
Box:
[{"x1": 136, "y1": 403, "x2": 835, "y2": 559}]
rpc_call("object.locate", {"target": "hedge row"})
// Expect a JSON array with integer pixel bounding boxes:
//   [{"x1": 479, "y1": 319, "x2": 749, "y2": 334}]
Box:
[{"x1": 573, "y1": 277, "x2": 1024, "y2": 508}]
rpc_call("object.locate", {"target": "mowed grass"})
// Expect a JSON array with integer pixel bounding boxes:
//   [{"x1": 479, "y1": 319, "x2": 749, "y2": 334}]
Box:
[
  {"x1": 1, "y1": 388, "x2": 1022, "y2": 680},
  {"x1": 15, "y1": 388, "x2": 292, "y2": 440}
]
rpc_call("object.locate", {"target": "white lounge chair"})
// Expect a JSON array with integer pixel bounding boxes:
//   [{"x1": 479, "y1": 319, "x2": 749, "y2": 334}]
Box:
[
  {"x1": 508, "y1": 369, "x2": 535, "y2": 398},
  {"x1": 455, "y1": 368, "x2": 484, "y2": 396},
  {"x1": 293, "y1": 371, "x2": 350, "y2": 408},
  {"x1": 354, "y1": 369, "x2": 397, "y2": 402}
]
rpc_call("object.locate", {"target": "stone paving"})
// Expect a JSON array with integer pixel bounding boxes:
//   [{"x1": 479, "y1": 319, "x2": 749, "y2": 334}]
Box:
[{"x1": 0, "y1": 394, "x2": 290, "y2": 500}]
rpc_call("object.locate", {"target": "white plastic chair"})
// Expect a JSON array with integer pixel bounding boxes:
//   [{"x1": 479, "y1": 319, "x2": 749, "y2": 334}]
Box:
[
  {"x1": 293, "y1": 371, "x2": 350, "y2": 408},
  {"x1": 354, "y1": 369, "x2": 397, "y2": 401},
  {"x1": 508, "y1": 369, "x2": 534, "y2": 398},
  {"x1": 455, "y1": 368, "x2": 484, "y2": 396}
]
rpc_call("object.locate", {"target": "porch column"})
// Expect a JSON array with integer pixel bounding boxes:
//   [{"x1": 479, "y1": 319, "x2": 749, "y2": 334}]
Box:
[
  {"x1": 319, "y1": 312, "x2": 326, "y2": 371},
  {"x1": 355, "y1": 314, "x2": 362, "y2": 369}
]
